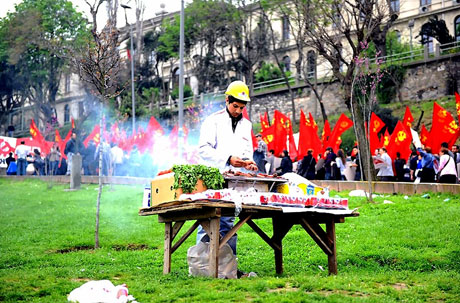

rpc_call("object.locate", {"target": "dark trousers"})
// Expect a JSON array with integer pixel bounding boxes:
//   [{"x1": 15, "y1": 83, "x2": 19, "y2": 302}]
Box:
[{"x1": 17, "y1": 159, "x2": 27, "y2": 175}]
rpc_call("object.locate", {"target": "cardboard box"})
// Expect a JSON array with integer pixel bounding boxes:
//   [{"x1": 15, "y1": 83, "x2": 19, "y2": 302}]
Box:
[{"x1": 150, "y1": 173, "x2": 176, "y2": 206}]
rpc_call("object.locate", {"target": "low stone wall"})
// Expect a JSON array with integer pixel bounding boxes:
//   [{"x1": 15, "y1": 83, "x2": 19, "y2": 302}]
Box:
[
  {"x1": 313, "y1": 180, "x2": 460, "y2": 195},
  {"x1": 2, "y1": 175, "x2": 459, "y2": 195}
]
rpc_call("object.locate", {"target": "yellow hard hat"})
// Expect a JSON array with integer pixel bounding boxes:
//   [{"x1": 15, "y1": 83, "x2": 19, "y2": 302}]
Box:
[{"x1": 225, "y1": 80, "x2": 250, "y2": 102}]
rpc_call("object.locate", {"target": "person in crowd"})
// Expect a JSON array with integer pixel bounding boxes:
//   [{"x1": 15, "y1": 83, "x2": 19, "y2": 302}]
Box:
[
  {"x1": 266, "y1": 149, "x2": 276, "y2": 175},
  {"x1": 452, "y1": 144, "x2": 460, "y2": 181},
  {"x1": 197, "y1": 80, "x2": 257, "y2": 259},
  {"x1": 394, "y1": 152, "x2": 406, "y2": 182},
  {"x1": 48, "y1": 143, "x2": 61, "y2": 176},
  {"x1": 441, "y1": 142, "x2": 455, "y2": 158},
  {"x1": 376, "y1": 147, "x2": 394, "y2": 181},
  {"x1": 32, "y1": 149, "x2": 45, "y2": 176},
  {"x1": 416, "y1": 145, "x2": 435, "y2": 183},
  {"x1": 253, "y1": 133, "x2": 267, "y2": 173},
  {"x1": 6, "y1": 152, "x2": 15, "y2": 169},
  {"x1": 335, "y1": 149, "x2": 347, "y2": 180},
  {"x1": 64, "y1": 131, "x2": 84, "y2": 175},
  {"x1": 323, "y1": 147, "x2": 336, "y2": 180},
  {"x1": 83, "y1": 140, "x2": 97, "y2": 175},
  {"x1": 15, "y1": 140, "x2": 29, "y2": 176},
  {"x1": 315, "y1": 153, "x2": 326, "y2": 180},
  {"x1": 409, "y1": 151, "x2": 419, "y2": 182},
  {"x1": 277, "y1": 150, "x2": 293, "y2": 176},
  {"x1": 297, "y1": 149, "x2": 316, "y2": 180},
  {"x1": 95, "y1": 138, "x2": 112, "y2": 176},
  {"x1": 111, "y1": 143, "x2": 124, "y2": 176},
  {"x1": 350, "y1": 146, "x2": 362, "y2": 181},
  {"x1": 437, "y1": 147, "x2": 457, "y2": 183}
]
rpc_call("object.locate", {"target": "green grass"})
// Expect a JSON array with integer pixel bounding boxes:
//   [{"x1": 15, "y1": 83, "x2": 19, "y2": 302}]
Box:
[{"x1": 1, "y1": 178, "x2": 459, "y2": 302}]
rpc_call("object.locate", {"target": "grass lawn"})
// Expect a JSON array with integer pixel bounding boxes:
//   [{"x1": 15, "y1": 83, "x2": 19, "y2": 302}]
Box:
[{"x1": 0, "y1": 178, "x2": 459, "y2": 302}]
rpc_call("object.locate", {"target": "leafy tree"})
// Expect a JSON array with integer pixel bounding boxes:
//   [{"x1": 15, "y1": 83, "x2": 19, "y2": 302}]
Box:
[
  {"x1": 0, "y1": 0, "x2": 88, "y2": 129},
  {"x1": 418, "y1": 15, "x2": 455, "y2": 47},
  {"x1": 254, "y1": 62, "x2": 283, "y2": 83}
]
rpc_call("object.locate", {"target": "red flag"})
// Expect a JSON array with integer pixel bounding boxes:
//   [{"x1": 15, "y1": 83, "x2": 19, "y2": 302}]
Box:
[
  {"x1": 110, "y1": 122, "x2": 121, "y2": 144},
  {"x1": 420, "y1": 124, "x2": 430, "y2": 145},
  {"x1": 169, "y1": 125, "x2": 190, "y2": 150},
  {"x1": 429, "y1": 102, "x2": 458, "y2": 153},
  {"x1": 55, "y1": 129, "x2": 62, "y2": 143},
  {"x1": 146, "y1": 116, "x2": 164, "y2": 136},
  {"x1": 261, "y1": 124, "x2": 275, "y2": 152},
  {"x1": 272, "y1": 111, "x2": 288, "y2": 157},
  {"x1": 327, "y1": 114, "x2": 353, "y2": 151},
  {"x1": 71, "y1": 118, "x2": 76, "y2": 129},
  {"x1": 242, "y1": 107, "x2": 258, "y2": 151},
  {"x1": 369, "y1": 112, "x2": 385, "y2": 155},
  {"x1": 387, "y1": 121, "x2": 412, "y2": 161},
  {"x1": 83, "y1": 125, "x2": 101, "y2": 148},
  {"x1": 29, "y1": 119, "x2": 44, "y2": 143},
  {"x1": 275, "y1": 110, "x2": 297, "y2": 160},
  {"x1": 321, "y1": 120, "x2": 331, "y2": 151},
  {"x1": 381, "y1": 128, "x2": 390, "y2": 149},
  {"x1": 260, "y1": 112, "x2": 270, "y2": 131},
  {"x1": 298, "y1": 110, "x2": 322, "y2": 159},
  {"x1": 308, "y1": 112, "x2": 319, "y2": 133},
  {"x1": 402, "y1": 106, "x2": 414, "y2": 129}
]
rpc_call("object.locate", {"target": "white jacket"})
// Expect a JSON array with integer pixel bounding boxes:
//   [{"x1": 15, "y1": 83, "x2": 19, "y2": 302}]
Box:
[{"x1": 198, "y1": 108, "x2": 254, "y2": 170}]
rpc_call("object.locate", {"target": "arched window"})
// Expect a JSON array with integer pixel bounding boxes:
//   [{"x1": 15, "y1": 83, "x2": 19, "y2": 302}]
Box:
[
  {"x1": 282, "y1": 56, "x2": 291, "y2": 73},
  {"x1": 172, "y1": 67, "x2": 180, "y2": 89},
  {"x1": 307, "y1": 50, "x2": 316, "y2": 79},
  {"x1": 391, "y1": 0, "x2": 400, "y2": 12},
  {"x1": 64, "y1": 104, "x2": 70, "y2": 123},
  {"x1": 455, "y1": 16, "x2": 460, "y2": 41}
]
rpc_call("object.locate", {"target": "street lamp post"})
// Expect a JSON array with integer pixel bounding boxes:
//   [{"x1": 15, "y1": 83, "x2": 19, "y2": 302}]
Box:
[
  {"x1": 122, "y1": 4, "x2": 136, "y2": 133},
  {"x1": 178, "y1": 0, "x2": 185, "y2": 156}
]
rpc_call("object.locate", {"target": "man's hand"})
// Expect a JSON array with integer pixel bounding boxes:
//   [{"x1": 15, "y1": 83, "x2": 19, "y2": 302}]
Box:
[
  {"x1": 229, "y1": 156, "x2": 247, "y2": 167},
  {"x1": 244, "y1": 160, "x2": 258, "y2": 171}
]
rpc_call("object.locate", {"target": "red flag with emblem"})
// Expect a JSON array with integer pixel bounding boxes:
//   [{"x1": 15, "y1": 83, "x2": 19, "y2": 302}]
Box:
[
  {"x1": 327, "y1": 114, "x2": 353, "y2": 151},
  {"x1": 272, "y1": 111, "x2": 288, "y2": 157},
  {"x1": 429, "y1": 102, "x2": 458, "y2": 153},
  {"x1": 380, "y1": 128, "x2": 390, "y2": 152},
  {"x1": 402, "y1": 106, "x2": 414, "y2": 129},
  {"x1": 29, "y1": 119, "x2": 45, "y2": 144},
  {"x1": 275, "y1": 110, "x2": 298, "y2": 160},
  {"x1": 420, "y1": 124, "x2": 430, "y2": 145},
  {"x1": 298, "y1": 110, "x2": 322, "y2": 159},
  {"x1": 260, "y1": 112, "x2": 270, "y2": 131},
  {"x1": 387, "y1": 121, "x2": 412, "y2": 161},
  {"x1": 369, "y1": 112, "x2": 385, "y2": 155},
  {"x1": 110, "y1": 122, "x2": 121, "y2": 144},
  {"x1": 261, "y1": 124, "x2": 275, "y2": 152},
  {"x1": 83, "y1": 124, "x2": 101, "y2": 148},
  {"x1": 308, "y1": 112, "x2": 319, "y2": 133}
]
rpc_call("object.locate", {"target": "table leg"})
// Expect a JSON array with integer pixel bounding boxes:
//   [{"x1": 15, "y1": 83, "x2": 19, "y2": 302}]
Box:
[
  {"x1": 272, "y1": 217, "x2": 293, "y2": 275},
  {"x1": 326, "y1": 220, "x2": 337, "y2": 275},
  {"x1": 163, "y1": 222, "x2": 172, "y2": 274},
  {"x1": 208, "y1": 217, "x2": 220, "y2": 278}
]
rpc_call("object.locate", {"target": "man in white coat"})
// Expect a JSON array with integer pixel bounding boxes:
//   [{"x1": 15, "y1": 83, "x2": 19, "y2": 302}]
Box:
[{"x1": 197, "y1": 80, "x2": 257, "y2": 256}]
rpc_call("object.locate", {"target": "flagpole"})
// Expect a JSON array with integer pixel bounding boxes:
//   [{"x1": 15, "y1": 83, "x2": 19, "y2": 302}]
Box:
[{"x1": 178, "y1": 0, "x2": 185, "y2": 160}]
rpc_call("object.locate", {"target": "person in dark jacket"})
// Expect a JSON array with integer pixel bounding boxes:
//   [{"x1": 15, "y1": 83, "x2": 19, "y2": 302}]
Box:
[
  {"x1": 394, "y1": 152, "x2": 406, "y2": 182},
  {"x1": 324, "y1": 147, "x2": 336, "y2": 180},
  {"x1": 297, "y1": 149, "x2": 316, "y2": 180},
  {"x1": 64, "y1": 131, "x2": 84, "y2": 175},
  {"x1": 277, "y1": 150, "x2": 293, "y2": 176}
]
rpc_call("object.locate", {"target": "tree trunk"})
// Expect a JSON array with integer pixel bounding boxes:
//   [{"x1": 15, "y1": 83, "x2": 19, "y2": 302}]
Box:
[{"x1": 95, "y1": 100, "x2": 103, "y2": 249}]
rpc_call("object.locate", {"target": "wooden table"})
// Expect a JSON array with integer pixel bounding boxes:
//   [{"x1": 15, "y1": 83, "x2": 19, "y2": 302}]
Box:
[{"x1": 139, "y1": 200, "x2": 359, "y2": 277}]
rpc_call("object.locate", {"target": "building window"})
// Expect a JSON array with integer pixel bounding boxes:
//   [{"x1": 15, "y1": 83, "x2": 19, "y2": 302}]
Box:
[
  {"x1": 173, "y1": 67, "x2": 180, "y2": 89},
  {"x1": 307, "y1": 51, "x2": 316, "y2": 79},
  {"x1": 282, "y1": 16, "x2": 290, "y2": 41},
  {"x1": 455, "y1": 16, "x2": 460, "y2": 41},
  {"x1": 420, "y1": 0, "x2": 431, "y2": 6},
  {"x1": 390, "y1": 0, "x2": 400, "y2": 12},
  {"x1": 282, "y1": 56, "x2": 291, "y2": 73},
  {"x1": 65, "y1": 74, "x2": 71, "y2": 93},
  {"x1": 64, "y1": 104, "x2": 70, "y2": 123}
]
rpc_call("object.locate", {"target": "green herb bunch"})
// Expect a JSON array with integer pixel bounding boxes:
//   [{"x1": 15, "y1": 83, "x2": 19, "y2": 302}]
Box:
[{"x1": 172, "y1": 164, "x2": 224, "y2": 194}]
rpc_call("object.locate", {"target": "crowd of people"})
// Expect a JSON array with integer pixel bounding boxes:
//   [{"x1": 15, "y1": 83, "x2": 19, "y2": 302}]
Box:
[
  {"x1": 7, "y1": 131, "x2": 158, "y2": 178},
  {"x1": 252, "y1": 141, "x2": 460, "y2": 184}
]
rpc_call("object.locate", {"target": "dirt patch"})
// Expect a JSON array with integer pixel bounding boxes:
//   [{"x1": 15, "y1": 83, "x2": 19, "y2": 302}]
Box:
[
  {"x1": 309, "y1": 290, "x2": 370, "y2": 297},
  {"x1": 267, "y1": 285, "x2": 299, "y2": 293},
  {"x1": 48, "y1": 245, "x2": 94, "y2": 254},
  {"x1": 392, "y1": 283, "x2": 408, "y2": 290},
  {"x1": 71, "y1": 278, "x2": 91, "y2": 282},
  {"x1": 111, "y1": 243, "x2": 150, "y2": 251}
]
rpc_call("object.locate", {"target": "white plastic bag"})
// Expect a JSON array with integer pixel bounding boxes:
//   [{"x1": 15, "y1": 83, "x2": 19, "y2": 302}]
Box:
[
  {"x1": 187, "y1": 242, "x2": 237, "y2": 279},
  {"x1": 67, "y1": 280, "x2": 136, "y2": 303}
]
